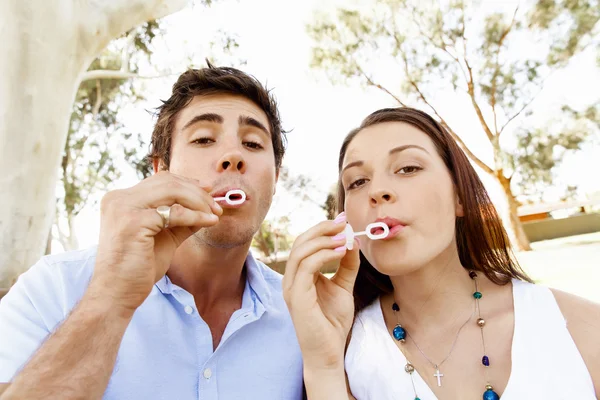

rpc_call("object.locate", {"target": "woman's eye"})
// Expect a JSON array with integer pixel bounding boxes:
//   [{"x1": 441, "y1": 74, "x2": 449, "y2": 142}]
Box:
[
  {"x1": 396, "y1": 166, "x2": 422, "y2": 175},
  {"x1": 347, "y1": 178, "x2": 368, "y2": 190}
]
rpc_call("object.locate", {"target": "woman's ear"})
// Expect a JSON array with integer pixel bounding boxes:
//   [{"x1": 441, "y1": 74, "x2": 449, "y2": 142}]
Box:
[{"x1": 455, "y1": 194, "x2": 464, "y2": 217}]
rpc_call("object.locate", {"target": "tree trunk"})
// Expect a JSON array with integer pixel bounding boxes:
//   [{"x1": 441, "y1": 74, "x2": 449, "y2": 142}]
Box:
[
  {"x1": 67, "y1": 215, "x2": 79, "y2": 251},
  {"x1": 45, "y1": 226, "x2": 53, "y2": 256},
  {"x1": 497, "y1": 174, "x2": 532, "y2": 251},
  {"x1": 0, "y1": 0, "x2": 187, "y2": 291}
]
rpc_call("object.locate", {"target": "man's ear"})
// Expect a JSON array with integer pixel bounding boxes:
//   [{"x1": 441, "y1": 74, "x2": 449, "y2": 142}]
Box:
[
  {"x1": 274, "y1": 169, "x2": 279, "y2": 195},
  {"x1": 152, "y1": 158, "x2": 166, "y2": 174}
]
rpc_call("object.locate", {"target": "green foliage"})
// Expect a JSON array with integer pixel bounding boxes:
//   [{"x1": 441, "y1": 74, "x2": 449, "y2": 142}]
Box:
[
  {"x1": 308, "y1": 0, "x2": 598, "y2": 201},
  {"x1": 528, "y1": 0, "x2": 600, "y2": 66},
  {"x1": 251, "y1": 216, "x2": 293, "y2": 259},
  {"x1": 321, "y1": 191, "x2": 337, "y2": 220},
  {"x1": 58, "y1": 22, "x2": 157, "y2": 233},
  {"x1": 508, "y1": 123, "x2": 588, "y2": 203}
]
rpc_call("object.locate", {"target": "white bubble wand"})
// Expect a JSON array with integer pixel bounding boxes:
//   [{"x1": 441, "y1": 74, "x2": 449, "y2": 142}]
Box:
[
  {"x1": 343, "y1": 222, "x2": 390, "y2": 250},
  {"x1": 213, "y1": 189, "x2": 246, "y2": 205}
]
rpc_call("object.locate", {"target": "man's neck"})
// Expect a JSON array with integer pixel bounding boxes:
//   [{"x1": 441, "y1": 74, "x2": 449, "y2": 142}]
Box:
[
  {"x1": 385, "y1": 243, "x2": 476, "y2": 333},
  {"x1": 166, "y1": 236, "x2": 251, "y2": 314}
]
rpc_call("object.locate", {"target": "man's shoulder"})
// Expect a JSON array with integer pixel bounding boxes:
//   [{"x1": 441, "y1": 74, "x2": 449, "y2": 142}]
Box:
[
  {"x1": 42, "y1": 245, "x2": 98, "y2": 267},
  {"x1": 38, "y1": 246, "x2": 97, "y2": 282},
  {"x1": 15, "y1": 246, "x2": 98, "y2": 300},
  {"x1": 248, "y1": 255, "x2": 283, "y2": 292},
  {"x1": 246, "y1": 253, "x2": 291, "y2": 313},
  {"x1": 253, "y1": 258, "x2": 283, "y2": 280}
]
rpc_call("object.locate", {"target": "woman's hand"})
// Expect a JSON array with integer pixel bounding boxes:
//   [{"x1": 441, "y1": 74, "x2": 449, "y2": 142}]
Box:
[{"x1": 282, "y1": 212, "x2": 360, "y2": 372}]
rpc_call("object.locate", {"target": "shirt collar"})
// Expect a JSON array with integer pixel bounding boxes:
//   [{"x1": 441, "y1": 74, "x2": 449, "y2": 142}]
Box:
[{"x1": 153, "y1": 252, "x2": 273, "y2": 309}]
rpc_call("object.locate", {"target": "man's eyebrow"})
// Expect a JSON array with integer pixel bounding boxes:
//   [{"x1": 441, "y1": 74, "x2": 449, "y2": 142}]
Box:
[
  {"x1": 181, "y1": 113, "x2": 223, "y2": 131},
  {"x1": 239, "y1": 115, "x2": 270, "y2": 137}
]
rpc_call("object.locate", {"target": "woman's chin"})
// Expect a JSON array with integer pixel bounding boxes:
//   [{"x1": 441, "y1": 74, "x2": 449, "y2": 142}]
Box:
[{"x1": 367, "y1": 253, "x2": 423, "y2": 277}]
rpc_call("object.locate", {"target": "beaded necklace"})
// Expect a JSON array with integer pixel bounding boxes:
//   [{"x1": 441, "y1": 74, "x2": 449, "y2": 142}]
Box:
[{"x1": 391, "y1": 270, "x2": 499, "y2": 400}]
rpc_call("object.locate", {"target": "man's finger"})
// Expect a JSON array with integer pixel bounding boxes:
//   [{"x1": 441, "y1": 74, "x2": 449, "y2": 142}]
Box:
[{"x1": 132, "y1": 175, "x2": 219, "y2": 215}]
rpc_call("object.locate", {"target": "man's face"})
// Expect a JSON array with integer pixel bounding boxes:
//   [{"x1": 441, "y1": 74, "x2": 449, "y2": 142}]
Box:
[{"x1": 162, "y1": 94, "x2": 278, "y2": 248}]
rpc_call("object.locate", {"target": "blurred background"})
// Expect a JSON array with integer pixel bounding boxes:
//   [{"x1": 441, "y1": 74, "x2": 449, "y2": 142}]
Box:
[{"x1": 2, "y1": 0, "x2": 599, "y2": 301}]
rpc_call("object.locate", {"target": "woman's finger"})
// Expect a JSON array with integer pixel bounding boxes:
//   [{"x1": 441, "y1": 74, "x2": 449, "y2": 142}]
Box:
[
  {"x1": 330, "y1": 239, "x2": 361, "y2": 294},
  {"x1": 283, "y1": 228, "x2": 347, "y2": 291}
]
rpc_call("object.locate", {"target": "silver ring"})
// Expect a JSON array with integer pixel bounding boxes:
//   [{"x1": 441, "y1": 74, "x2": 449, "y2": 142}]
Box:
[{"x1": 156, "y1": 206, "x2": 171, "y2": 229}]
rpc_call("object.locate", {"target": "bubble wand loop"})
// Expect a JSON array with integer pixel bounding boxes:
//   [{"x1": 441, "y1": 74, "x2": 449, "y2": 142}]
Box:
[
  {"x1": 344, "y1": 222, "x2": 390, "y2": 250},
  {"x1": 213, "y1": 189, "x2": 246, "y2": 205}
]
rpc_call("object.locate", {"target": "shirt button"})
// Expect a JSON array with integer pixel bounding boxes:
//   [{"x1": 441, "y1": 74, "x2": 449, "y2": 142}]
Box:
[
  {"x1": 184, "y1": 305, "x2": 193, "y2": 315},
  {"x1": 203, "y1": 368, "x2": 212, "y2": 379}
]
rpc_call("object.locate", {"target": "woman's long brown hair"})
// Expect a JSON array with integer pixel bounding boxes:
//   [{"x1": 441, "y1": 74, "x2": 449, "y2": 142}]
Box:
[{"x1": 337, "y1": 107, "x2": 533, "y2": 314}]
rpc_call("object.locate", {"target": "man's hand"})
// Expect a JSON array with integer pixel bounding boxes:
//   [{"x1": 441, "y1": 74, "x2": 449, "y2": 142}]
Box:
[{"x1": 92, "y1": 171, "x2": 223, "y2": 315}]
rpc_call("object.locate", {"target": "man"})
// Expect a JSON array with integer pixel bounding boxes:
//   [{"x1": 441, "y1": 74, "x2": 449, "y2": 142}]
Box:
[{"x1": 0, "y1": 63, "x2": 304, "y2": 399}]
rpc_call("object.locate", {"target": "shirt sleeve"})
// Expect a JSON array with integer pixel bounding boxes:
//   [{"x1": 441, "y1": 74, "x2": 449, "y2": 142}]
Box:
[{"x1": 0, "y1": 257, "x2": 65, "y2": 382}]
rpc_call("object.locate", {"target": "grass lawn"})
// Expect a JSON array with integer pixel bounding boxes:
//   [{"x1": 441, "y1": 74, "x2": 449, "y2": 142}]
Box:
[{"x1": 518, "y1": 231, "x2": 600, "y2": 303}]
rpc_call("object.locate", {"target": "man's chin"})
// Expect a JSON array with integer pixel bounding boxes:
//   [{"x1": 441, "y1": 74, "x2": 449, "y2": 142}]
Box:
[{"x1": 193, "y1": 225, "x2": 256, "y2": 249}]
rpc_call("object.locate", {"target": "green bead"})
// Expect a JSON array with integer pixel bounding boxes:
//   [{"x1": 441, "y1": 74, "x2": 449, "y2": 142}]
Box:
[{"x1": 473, "y1": 291, "x2": 482, "y2": 299}]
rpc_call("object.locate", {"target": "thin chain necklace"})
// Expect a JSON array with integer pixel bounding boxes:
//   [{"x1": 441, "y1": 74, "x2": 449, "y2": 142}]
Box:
[
  {"x1": 390, "y1": 270, "x2": 500, "y2": 400},
  {"x1": 402, "y1": 307, "x2": 475, "y2": 387}
]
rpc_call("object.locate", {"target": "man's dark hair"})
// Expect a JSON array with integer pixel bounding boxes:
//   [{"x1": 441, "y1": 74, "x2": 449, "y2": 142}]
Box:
[{"x1": 149, "y1": 61, "x2": 286, "y2": 171}]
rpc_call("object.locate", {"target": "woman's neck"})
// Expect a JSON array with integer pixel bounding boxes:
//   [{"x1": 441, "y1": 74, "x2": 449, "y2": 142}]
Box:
[{"x1": 384, "y1": 245, "x2": 477, "y2": 332}]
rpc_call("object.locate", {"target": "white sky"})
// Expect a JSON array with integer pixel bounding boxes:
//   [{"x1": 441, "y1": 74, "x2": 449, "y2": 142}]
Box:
[{"x1": 65, "y1": 0, "x2": 600, "y2": 252}]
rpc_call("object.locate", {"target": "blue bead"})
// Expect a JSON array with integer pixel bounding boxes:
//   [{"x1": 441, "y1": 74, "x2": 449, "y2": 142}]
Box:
[
  {"x1": 483, "y1": 389, "x2": 499, "y2": 400},
  {"x1": 482, "y1": 355, "x2": 490, "y2": 366},
  {"x1": 393, "y1": 325, "x2": 406, "y2": 341}
]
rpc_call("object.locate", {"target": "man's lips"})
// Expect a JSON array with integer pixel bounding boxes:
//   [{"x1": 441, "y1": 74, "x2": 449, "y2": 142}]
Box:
[{"x1": 211, "y1": 187, "x2": 249, "y2": 208}]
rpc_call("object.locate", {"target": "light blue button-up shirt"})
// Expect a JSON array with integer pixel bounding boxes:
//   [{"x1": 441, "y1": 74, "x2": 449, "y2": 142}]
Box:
[{"x1": 0, "y1": 246, "x2": 304, "y2": 399}]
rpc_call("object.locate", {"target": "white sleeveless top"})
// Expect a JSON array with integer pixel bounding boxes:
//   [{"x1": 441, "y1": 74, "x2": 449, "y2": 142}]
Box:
[{"x1": 345, "y1": 279, "x2": 596, "y2": 399}]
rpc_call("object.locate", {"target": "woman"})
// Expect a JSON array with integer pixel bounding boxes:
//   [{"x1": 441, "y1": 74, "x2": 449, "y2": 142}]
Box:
[{"x1": 282, "y1": 107, "x2": 599, "y2": 399}]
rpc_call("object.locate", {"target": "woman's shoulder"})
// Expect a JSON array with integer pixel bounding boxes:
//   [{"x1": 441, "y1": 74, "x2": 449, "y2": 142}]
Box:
[
  {"x1": 550, "y1": 288, "x2": 600, "y2": 383},
  {"x1": 531, "y1": 285, "x2": 600, "y2": 396}
]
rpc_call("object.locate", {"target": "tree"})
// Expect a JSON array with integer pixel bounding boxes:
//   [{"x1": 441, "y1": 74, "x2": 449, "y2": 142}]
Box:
[
  {"x1": 51, "y1": 23, "x2": 155, "y2": 252},
  {"x1": 0, "y1": 0, "x2": 189, "y2": 290},
  {"x1": 251, "y1": 167, "x2": 327, "y2": 261},
  {"x1": 508, "y1": 107, "x2": 596, "y2": 203},
  {"x1": 252, "y1": 216, "x2": 294, "y2": 263},
  {"x1": 321, "y1": 191, "x2": 338, "y2": 220},
  {"x1": 308, "y1": 0, "x2": 599, "y2": 250},
  {"x1": 49, "y1": 19, "x2": 243, "y2": 254}
]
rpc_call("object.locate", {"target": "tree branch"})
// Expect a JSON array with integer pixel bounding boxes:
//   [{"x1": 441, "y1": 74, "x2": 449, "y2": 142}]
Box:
[
  {"x1": 82, "y1": 0, "x2": 189, "y2": 57},
  {"x1": 404, "y1": 5, "x2": 469, "y2": 83},
  {"x1": 361, "y1": 70, "x2": 408, "y2": 106},
  {"x1": 92, "y1": 80, "x2": 102, "y2": 117},
  {"x1": 121, "y1": 29, "x2": 137, "y2": 73},
  {"x1": 458, "y1": 7, "x2": 495, "y2": 144},
  {"x1": 80, "y1": 69, "x2": 179, "y2": 82},
  {"x1": 400, "y1": 53, "x2": 494, "y2": 175},
  {"x1": 491, "y1": 6, "x2": 519, "y2": 136},
  {"x1": 499, "y1": 88, "x2": 543, "y2": 134}
]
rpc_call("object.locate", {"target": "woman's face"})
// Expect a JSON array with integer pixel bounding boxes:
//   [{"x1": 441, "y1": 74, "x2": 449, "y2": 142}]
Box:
[{"x1": 340, "y1": 121, "x2": 463, "y2": 276}]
